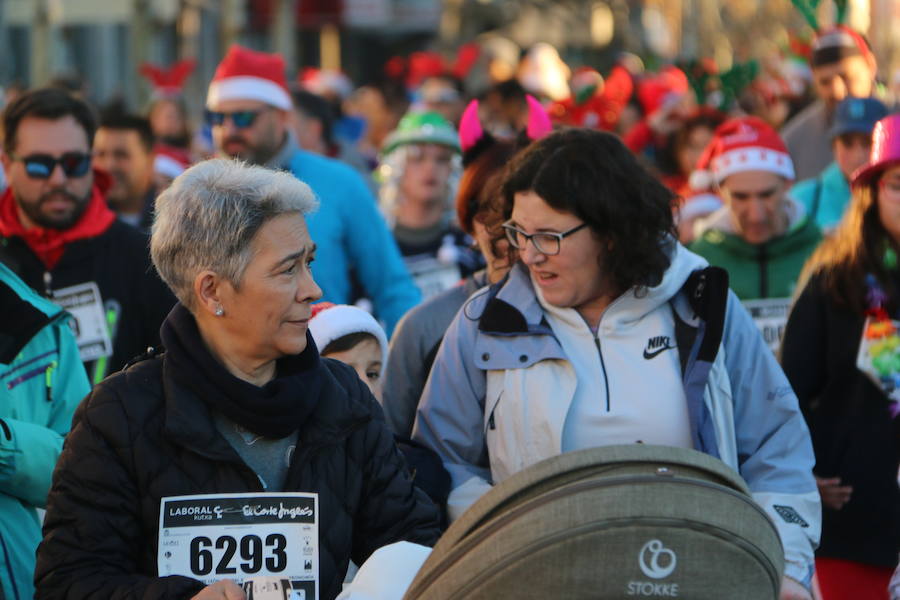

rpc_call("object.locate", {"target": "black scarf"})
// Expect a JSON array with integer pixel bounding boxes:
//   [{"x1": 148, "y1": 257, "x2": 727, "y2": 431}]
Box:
[{"x1": 160, "y1": 303, "x2": 322, "y2": 439}]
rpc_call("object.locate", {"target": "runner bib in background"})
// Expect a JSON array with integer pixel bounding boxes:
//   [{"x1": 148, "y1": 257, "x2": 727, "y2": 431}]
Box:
[
  {"x1": 158, "y1": 493, "x2": 318, "y2": 600},
  {"x1": 742, "y1": 297, "x2": 791, "y2": 354},
  {"x1": 50, "y1": 281, "x2": 113, "y2": 362}
]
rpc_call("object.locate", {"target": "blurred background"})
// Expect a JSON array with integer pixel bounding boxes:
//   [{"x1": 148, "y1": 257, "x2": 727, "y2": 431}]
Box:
[{"x1": 2, "y1": 0, "x2": 899, "y2": 115}]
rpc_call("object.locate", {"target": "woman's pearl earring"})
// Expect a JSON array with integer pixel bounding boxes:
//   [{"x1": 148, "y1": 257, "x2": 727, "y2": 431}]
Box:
[{"x1": 215, "y1": 306, "x2": 224, "y2": 317}]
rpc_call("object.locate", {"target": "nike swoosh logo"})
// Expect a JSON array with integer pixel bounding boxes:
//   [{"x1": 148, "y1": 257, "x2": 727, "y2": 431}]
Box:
[{"x1": 643, "y1": 345, "x2": 676, "y2": 359}]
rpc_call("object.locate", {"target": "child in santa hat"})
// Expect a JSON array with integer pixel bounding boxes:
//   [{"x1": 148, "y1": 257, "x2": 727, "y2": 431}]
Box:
[
  {"x1": 308, "y1": 302, "x2": 389, "y2": 401},
  {"x1": 309, "y1": 302, "x2": 451, "y2": 529}
]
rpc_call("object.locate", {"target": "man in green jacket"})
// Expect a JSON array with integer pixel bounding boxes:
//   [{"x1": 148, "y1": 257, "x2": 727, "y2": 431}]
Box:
[
  {"x1": 0, "y1": 262, "x2": 88, "y2": 600},
  {"x1": 690, "y1": 116, "x2": 822, "y2": 351}
]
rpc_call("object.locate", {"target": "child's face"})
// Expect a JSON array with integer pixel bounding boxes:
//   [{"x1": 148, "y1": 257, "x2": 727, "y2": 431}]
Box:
[{"x1": 323, "y1": 337, "x2": 383, "y2": 401}]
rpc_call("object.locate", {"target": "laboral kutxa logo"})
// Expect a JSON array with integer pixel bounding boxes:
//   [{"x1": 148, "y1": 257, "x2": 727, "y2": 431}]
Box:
[{"x1": 627, "y1": 539, "x2": 679, "y2": 597}]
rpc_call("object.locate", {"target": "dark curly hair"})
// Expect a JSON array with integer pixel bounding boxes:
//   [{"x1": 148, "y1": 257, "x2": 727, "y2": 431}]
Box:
[{"x1": 501, "y1": 128, "x2": 677, "y2": 294}]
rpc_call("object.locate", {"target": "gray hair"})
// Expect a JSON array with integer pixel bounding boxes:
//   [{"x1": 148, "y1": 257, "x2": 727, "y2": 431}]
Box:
[{"x1": 151, "y1": 158, "x2": 318, "y2": 309}]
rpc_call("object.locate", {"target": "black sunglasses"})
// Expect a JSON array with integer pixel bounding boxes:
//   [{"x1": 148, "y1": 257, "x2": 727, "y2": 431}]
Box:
[
  {"x1": 205, "y1": 110, "x2": 264, "y2": 129},
  {"x1": 10, "y1": 152, "x2": 92, "y2": 179}
]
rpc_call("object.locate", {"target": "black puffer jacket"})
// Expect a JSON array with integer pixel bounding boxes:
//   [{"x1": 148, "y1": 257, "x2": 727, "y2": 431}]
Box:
[{"x1": 34, "y1": 350, "x2": 441, "y2": 599}]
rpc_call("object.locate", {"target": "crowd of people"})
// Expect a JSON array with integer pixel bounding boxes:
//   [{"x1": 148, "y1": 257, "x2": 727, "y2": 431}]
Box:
[{"x1": 1, "y1": 10, "x2": 900, "y2": 600}]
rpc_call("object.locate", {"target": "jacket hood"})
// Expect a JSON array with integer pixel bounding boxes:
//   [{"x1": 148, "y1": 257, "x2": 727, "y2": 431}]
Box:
[
  {"x1": 694, "y1": 206, "x2": 821, "y2": 261},
  {"x1": 602, "y1": 239, "x2": 708, "y2": 328},
  {"x1": 480, "y1": 239, "x2": 707, "y2": 333},
  {"x1": 694, "y1": 195, "x2": 807, "y2": 239}
]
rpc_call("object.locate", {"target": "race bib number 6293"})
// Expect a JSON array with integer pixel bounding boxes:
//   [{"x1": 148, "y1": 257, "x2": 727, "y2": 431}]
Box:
[{"x1": 158, "y1": 493, "x2": 318, "y2": 599}]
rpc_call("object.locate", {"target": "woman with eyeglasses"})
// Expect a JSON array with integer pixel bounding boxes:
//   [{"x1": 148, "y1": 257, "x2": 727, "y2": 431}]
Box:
[
  {"x1": 781, "y1": 114, "x2": 900, "y2": 599},
  {"x1": 413, "y1": 128, "x2": 820, "y2": 600}
]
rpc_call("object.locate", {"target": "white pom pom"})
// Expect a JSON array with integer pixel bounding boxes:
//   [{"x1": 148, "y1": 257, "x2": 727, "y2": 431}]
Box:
[{"x1": 688, "y1": 169, "x2": 715, "y2": 191}]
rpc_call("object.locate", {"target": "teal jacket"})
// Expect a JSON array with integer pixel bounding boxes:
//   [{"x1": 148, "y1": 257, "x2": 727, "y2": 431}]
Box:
[
  {"x1": 789, "y1": 162, "x2": 850, "y2": 232},
  {"x1": 0, "y1": 262, "x2": 88, "y2": 600},
  {"x1": 279, "y1": 144, "x2": 420, "y2": 335}
]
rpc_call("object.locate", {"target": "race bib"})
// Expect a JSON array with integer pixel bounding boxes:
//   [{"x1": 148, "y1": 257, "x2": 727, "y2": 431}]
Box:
[
  {"x1": 50, "y1": 282, "x2": 113, "y2": 362},
  {"x1": 408, "y1": 257, "x2": 461, "y2": 301},
  {"x1": 857, "y1": 315, "x2": 900, "y2": 415},
  {"x1": 742, "y1": 298, "x2": 791, "y2": 354},
  {"x1": 158, "y1": 493, "x2": 318, "y2": 599}
]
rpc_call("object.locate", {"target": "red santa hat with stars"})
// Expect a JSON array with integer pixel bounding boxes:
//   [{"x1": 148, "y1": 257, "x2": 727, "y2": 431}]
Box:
[
  {"x1": 688, "y1": 116, "x2": 795, "y2": 191},
  {"x1": 207, "y1": 45, "x2": 292, "y2": 111}
]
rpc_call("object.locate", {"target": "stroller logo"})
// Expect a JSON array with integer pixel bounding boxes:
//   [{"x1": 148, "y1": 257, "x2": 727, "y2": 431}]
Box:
[{"x1": 639, "y1": 540, "x2": 677, "y2": 579}]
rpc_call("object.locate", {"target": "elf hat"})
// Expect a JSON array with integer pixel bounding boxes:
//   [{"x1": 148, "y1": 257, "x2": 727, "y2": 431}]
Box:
[
  {"x1": 207, "y1": 45, "x2": 292, "y2": 111},
  {"x1": 308, "y1": 303, "x2": 388, "y2": 368},
  {"x1": 688, "y1": 116, "x2": 794, "y2": 190},
  {"x1": 381, "y1": 111, "x2": 460, "y2": 156}
]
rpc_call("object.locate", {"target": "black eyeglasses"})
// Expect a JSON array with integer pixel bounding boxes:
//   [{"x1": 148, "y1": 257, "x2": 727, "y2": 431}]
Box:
[
  {"x1": 9, "y1": 152, "x2": 92, "y2": 179},
  {"x1": 501, "y1": 220, "x2": 588, "y2": 256},
  {"x1": 205, "y1": 109, "x2": 265, "y2": 129}
]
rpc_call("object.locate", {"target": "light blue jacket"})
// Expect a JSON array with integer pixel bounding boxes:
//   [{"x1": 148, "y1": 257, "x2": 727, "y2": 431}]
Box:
[
  {"x1": 790, "y1": 161, "x2": 850, "y2": 232},
  {"x1": 0, "y1": 262, "x2": 88, "y2": 600},
  {"x1": 413, "y1": 244, "x2": 820, "y2": 585},
  {"x1": 283, "y1": 147, "x2": 420, "y2": 334}
]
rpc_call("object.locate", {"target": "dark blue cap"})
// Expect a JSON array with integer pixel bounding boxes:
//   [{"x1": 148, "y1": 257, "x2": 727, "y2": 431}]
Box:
[{"x1": 829, "y1": 97, "x2": 889, "y2": 140}]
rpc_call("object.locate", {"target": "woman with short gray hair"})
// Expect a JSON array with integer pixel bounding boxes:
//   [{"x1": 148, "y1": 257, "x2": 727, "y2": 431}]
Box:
[
  {"x1": 35, "y1": 159, "x2": 441, "y2": 600},
  {"x1": 151, "y1": 158, "x2": 318, "y2": 310}
]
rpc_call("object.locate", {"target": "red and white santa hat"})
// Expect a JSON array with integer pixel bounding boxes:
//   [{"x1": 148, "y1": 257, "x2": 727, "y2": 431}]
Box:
[
  {"x1": 688, "y1": 116, "x2": 794, "y2": 191},
  {"x1": 153, "y1": 144, "x2": 192, "y2": 180},
  {"x1": 206, "y1": 45, "x2": 292, "y2": 111}
]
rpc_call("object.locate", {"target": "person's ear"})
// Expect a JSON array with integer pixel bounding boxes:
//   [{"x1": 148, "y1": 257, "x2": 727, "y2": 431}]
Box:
[{"x1": 193, "y1": 270, "x2": 226, "y2": 317}]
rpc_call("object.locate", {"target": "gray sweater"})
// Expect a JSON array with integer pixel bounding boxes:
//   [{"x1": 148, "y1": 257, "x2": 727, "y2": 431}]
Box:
[{"x1": 382, "y1": 272, "x2": 487, "y2": 437}]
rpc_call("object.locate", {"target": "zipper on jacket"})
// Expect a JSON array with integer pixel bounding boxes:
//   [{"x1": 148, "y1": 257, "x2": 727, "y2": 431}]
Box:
[
  {"x1": 44, "y1": 360, "x2": 57, "y2": 402},
  {"x1": 0, "y1": 349, "x2": 56, "y2": 380},
  {"x1": 485, "y1": 392, "x2": 502, "y2": 432},
  {"x1": 43, "y1": 271, "x2": 53, "y2": 297},
  {"x1": 757, "y1": 244, "x2": 769, "y2": 298},
  {"x1": 593, "y1": 336, "x2": 611, "y2": 411},
  {"x1": 5, "y1": 363, "x2": 53, "y2": 391}
]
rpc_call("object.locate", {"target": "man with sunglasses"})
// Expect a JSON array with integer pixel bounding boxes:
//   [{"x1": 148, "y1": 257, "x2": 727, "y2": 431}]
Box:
[
  {"x1": 206, "y1": 45, "x2": 419, "y2": 334},
  {"x1": 0, "y1": 88, "x2": 175, "y2": 384}
]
